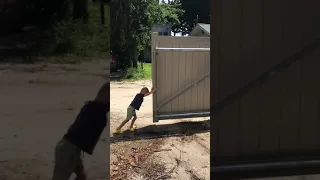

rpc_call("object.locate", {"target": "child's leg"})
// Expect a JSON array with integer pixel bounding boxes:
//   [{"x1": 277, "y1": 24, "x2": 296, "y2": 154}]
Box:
[
  {"x1": 129, "y1": 114, "x2": 137, "y2": 129},
  {"x1": 116, "y1": 118, "x2": 131, "y2": 130},
  {"x1": 116, "y1": 106, "x2": 135, "y2": 130}
]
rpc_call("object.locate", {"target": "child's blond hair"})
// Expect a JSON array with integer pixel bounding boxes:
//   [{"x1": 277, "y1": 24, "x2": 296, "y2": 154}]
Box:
[{"x1": 140, "y1": 87, "x2": 149, "y2": 94}]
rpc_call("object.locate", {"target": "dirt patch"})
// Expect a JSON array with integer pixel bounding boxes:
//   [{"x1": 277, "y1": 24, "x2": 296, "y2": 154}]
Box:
[
  {"x1": 155, "y1": 134, "x2": 210, "y2": 180},
  {"x1": 0, "y1": 60, "x2": 109, "y2": 180},
  {"x1": 110, "y1": 80, "x2": 210, "y2": 180},
  {"x1": 110, "y1": 139, "x2": 166, "y2": 180}
]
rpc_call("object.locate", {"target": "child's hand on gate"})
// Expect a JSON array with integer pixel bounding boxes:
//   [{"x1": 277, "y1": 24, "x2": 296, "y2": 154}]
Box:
[{"x1": 151, "y1": 87, "x2": 157, "y2": 93}]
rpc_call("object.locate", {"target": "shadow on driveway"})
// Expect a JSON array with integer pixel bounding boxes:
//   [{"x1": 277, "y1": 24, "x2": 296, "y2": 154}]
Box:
[{"x1": 110, "y1": 119, "x2": 210, "y2": 143}]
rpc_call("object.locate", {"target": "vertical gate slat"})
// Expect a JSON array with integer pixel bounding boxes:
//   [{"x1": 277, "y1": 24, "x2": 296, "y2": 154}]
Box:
[
  {"x1": 178, "y1": 43, "x2": 187, "y2": 114},
  {"x1": 217, "y1": 0, "x2": 242, "y2": 159},
  {"x1": 190, "y1": 44, "x2": 199, "y2": 111},
  {"x1": 156, "y1": 42, "x2": 166, "y2": 115},
  {"x1": 277, "y1": 0, "x2": 302, "y2": 154},
  {"x1": 164, "y1": 43, "x2": 172, "y2": 113},
  {"x1": 152, "y1": 33, "x2": 157, "y2": 120},
  {"x1": 237, "y1": 0, "x2": 263, "y2": 158},
  {"x1": 259, "y1": 0, "x2": 283, "y2": 154},
  {"x1": 306, "y1": 0, "x2": 319, "y2": 46},
  {"x1": 299, "y1": 49, "x2": 319, "y2": 150},
  {"x1": 211, "y1": 0, "x2": 221, "y2": 161},
  {"x1": 203, "y1": 50, "x2": 211, "y2": 108},
  {"x1": 184, "y1": 45, "x2": 193, "y2": 112},
  {"x1": 171, "y1": 44, "x2": 180, "y2": 113},
  {"x1": 203, "y1": 50, "x2": 210, "y2": 111},
  {"x1": 298, "y1": 0, "x2": 320, "y2": 152},
  {"x1": 299, "y1": 0, "x2": 320, "y2": 149},
  {"x1": 197, "y1": 49, "x2": 205, "y2": 111}
]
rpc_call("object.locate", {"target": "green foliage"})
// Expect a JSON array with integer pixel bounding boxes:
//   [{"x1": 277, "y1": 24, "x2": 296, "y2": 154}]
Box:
[
  {"x1": 148, "y1": 1, "x2": 184, "y2": 26},
  {"x1": 165, "y1": 0, "x2": 210, "y2": 35},
  {"x1": 49, "y1": 3, "x2": 110, "y2": 60},
  {"x1": 110, "y1": 0, "x2": 184, "y2": 68},
  {"x1": 165, "y1": 0, "x2": 185, "y2": 35}
]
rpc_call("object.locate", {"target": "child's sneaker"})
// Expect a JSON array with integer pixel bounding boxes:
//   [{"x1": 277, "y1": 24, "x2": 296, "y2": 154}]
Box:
[
  {"x1": 129, "y1": 125, "x2": 137, "y2": 131},
  {"x1": 113, "y1": 129, "x2": 122, "y2": 134}
]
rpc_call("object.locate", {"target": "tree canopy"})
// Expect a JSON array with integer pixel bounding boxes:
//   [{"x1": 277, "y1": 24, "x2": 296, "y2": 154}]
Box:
[
  {"x1": 110, "y1": 0, "x2": 184, "y2": 68},
  {"x1": 169, "y1": 0, "x2": 210, "y2": 35}
]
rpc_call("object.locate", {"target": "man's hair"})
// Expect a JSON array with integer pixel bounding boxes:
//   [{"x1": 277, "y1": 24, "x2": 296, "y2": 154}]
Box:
[{"x1": 140, "y1": 87, "x2": 149, "y2": 93}]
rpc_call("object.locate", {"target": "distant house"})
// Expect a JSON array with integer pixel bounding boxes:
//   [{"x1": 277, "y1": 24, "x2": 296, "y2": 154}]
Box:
[
  {"x1": 152, "y1": 24, "x2": 172, "y2": 36},
  {"x1": 143, "y1": 24, "x2": 173, "y2": 63},
  {"x1": 190, "y1": 23, "x2": 210, "y2": 37}
]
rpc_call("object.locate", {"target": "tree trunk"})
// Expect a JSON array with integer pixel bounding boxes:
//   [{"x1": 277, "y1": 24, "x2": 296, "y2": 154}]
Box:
[
  {"x1": 139, "y1": 52, "x2": 144, "y2": 69},
  {"x1": 100, "y1": 0, "x2": 105, "y2": 24},
  {"x1": 132, "y1": 50, "x2": 138, "y2": 68},
  {"x1": 73, "y1": 0, "x2": 88, "y2": 23}
]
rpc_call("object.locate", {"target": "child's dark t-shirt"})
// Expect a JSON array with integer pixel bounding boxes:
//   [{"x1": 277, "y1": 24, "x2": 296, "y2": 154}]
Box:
[
  {"x1": 63, "y1": 101, "x2": 110, "y2": 155},
  {"x1": 130, "y1": 93, "x2": 144, "y2": 110}
]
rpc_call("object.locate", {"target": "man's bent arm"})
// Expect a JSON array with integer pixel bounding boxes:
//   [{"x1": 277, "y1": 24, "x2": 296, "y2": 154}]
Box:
[{"x1": 94, "y1": 81, "x2": 110, "y2": 104}]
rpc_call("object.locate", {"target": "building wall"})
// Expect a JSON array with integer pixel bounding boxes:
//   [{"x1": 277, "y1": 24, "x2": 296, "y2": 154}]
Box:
[
  {"x1": 151, "y1": 25, "x2": 172, "y2": 36},
  {"x1": 191, "y1": 28, "x2": 210, "y2": 37}
]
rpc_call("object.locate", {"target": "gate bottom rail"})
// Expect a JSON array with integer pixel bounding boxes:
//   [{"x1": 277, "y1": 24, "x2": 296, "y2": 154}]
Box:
[
  {"x1": 156, "y1": 111, "x2": 210, "y2": 120},
  {"x1": 213, "y1": 159, "x2": 320, "y2": 173},
  {"x1": 212, "y1": 157, "x2": 320, "y2": 179}
]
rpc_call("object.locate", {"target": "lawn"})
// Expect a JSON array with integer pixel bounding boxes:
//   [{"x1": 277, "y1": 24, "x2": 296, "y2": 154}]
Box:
[
  {"x1": 142, "y1": 63, "x2": 152, "y2": 79},
  {"x1": 123, "y1": 63, "x2": 152, "y2": 80}
]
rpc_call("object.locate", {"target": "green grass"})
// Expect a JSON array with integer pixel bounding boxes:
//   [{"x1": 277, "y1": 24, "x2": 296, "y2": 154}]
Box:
[
  {"x1": 123, "y1": 63, "x2": 152, "y2": 80},
  {"x1": 143, "y1": 63, "x2": 152, "y2": 79}
]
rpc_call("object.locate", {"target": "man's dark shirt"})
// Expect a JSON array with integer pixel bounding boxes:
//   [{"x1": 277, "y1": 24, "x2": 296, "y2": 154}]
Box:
[
  {"x1": 64, "y1": 101, "x2": 109, "y2": 155},
  {"x1": 129, "y1": 93, "x2": 144, "y2": 110}
]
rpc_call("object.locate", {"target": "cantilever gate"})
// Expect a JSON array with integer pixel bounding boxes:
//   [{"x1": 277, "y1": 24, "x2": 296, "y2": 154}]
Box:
[
  {"x1": 211, "y1": 0, "x2": 320, "y2": 178},
  {"x1": 151, "y1": 33, "x2": 210, "y2": 122}
]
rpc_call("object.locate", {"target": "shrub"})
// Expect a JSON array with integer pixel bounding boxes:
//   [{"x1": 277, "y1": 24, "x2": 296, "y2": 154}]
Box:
[{"x1": 49, "y1": 3, "x2": 110, "y2": 61}]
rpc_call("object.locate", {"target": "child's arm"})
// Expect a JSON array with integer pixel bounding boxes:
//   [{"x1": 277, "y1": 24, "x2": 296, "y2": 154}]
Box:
[{"x1": 144, "y1": 87, "x2": 157, "y2": 97}]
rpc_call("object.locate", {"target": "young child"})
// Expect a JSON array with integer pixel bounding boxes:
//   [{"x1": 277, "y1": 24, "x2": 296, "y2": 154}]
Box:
[
  {"x1": 114, "y1": 87, "x2": 156, "y2": 134},
  {"x1": 52, "y1": 81, "x2": 110, "y2": 180}
]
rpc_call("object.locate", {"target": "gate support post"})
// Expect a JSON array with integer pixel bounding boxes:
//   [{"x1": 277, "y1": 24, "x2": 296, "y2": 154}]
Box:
[{"x1": 151, "y1": 32, "x2": 159, "y2": 123}]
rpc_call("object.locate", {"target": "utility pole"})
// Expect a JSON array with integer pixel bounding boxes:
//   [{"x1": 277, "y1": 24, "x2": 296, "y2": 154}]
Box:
[{"x1": 196, "y1": 15, "x2": 199, "y2": 24}]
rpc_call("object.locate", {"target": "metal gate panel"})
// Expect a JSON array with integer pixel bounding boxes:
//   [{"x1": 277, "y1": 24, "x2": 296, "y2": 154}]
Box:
[{"x1": 151, "y1": 33, "x2": 210, "y2": 122}]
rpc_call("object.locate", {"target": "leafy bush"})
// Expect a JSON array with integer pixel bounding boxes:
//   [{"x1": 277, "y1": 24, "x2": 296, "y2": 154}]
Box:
[{"x1": 49, "y1": 3, "x2": 110, "y2": 60}]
